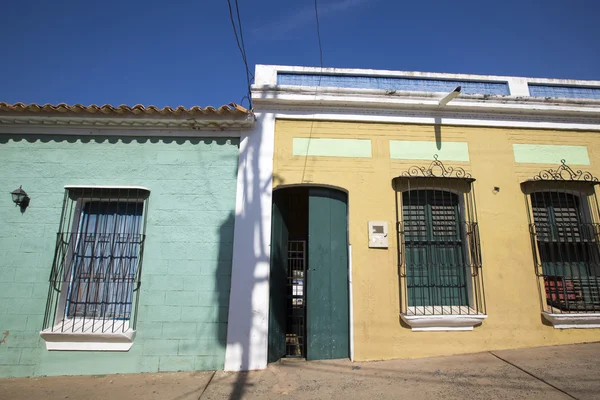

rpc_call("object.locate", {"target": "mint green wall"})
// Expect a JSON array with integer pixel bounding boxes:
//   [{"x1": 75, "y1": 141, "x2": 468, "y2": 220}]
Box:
[
  {"x1": 293, "y1": 138, "x2": 373, "y2": 158},
  {"x1": 0, "y1": 134, "x2": 239, "y2": 378},
  {"x1": 512, "y1": 144, "x2": 590, "y2": 165},
  {"x1": 389, "y1": 140, "x2": 470, "y2": 161}
]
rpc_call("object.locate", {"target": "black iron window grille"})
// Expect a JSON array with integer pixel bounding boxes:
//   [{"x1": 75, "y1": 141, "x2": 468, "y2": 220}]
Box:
[
  {"x1": 42, "y1": 187, "x2": 150, "y2": 334},
  {"x1": 286, "y1": 240, "x2": 306, "y2": 357},
  {"x1": 522, "y1": 160, "x2": 600, "y2": 313},
  {"x1": 394, "y1": 156, "x2": 485, "y2": 316}
]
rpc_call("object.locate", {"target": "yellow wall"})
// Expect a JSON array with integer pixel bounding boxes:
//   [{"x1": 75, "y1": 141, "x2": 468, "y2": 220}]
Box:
[{"x1": 273, "y1": 119, "x2": 600, "y2": 361}]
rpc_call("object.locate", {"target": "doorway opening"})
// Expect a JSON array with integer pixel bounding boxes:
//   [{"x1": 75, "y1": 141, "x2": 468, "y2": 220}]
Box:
[
  {"x1": 268, "y1": 185, "x2": 349, "y2": 363},
  {"x1": 284, "y1": 188, "x2": 308, "y2": 358}
]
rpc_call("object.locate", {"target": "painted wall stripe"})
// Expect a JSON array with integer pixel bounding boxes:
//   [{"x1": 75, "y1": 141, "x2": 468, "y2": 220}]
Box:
[
  {"x1": 292, "y1": 138, "x2": 372, "y2": 158},
  {"x1": 513, "y1": 144, "x2": 590, "y2": 165},
  {"x1": 389, "y1": 141, "x2": 469, "y2": 162}
]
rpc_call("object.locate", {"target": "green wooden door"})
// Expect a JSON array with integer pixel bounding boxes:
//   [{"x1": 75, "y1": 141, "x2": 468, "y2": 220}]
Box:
[
  {"x1": 403, "y1": 190, "x2": 468, "y2": 307},
  {"x1": 268, "y1": 191, "x2": 288, "y2": 363},
  {"x1": 306, "y1": 187, "x2": 349, "y2": 361}
]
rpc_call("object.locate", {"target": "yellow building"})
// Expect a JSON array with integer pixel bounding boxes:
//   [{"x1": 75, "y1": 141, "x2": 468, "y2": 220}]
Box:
[{"x1": 224, "y1": 65, "x2": 600, "y2": 370}]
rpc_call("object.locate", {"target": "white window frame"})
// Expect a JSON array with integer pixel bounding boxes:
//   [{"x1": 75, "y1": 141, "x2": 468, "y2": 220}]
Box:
[{"x1": 40, "y1": 185, "x2": 150, "y2": 351}]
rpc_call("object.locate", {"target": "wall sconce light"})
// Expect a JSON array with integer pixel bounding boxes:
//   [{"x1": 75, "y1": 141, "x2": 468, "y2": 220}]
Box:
[
  {"x1": 11, "y1": 186, "x2": 30, "y2": 210},
  {"x1": 493, "y1": 186, "x2": 500, "y2": 194}
]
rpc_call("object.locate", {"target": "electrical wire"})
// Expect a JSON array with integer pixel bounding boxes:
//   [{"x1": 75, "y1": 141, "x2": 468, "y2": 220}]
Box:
[
  {"x1": 301, "y1": 0, "x2": 325, "y2": 183},
  {"x1": 314, "y1": 0, "x2": 323, "y2": 68},
  {"x1": 227, "y1": 0, "x2": 253, "y2": 109}
]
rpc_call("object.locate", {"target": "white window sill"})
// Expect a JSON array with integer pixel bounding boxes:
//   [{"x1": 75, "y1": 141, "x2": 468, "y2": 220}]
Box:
[
  {"x1": 542, "y1": 311, "x2": 600, "y2": 329},
  {"x1": 401, "y1": 306, "x2": 487, "y2": 331},
  {"x1": 40, "y1": 318, "x2": 136, "y2": 351}
]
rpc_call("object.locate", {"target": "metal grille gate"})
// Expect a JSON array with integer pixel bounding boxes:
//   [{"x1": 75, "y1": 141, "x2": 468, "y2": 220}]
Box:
[{"x1": 286, "y1": 240, "x2": 306, "y2": 357}]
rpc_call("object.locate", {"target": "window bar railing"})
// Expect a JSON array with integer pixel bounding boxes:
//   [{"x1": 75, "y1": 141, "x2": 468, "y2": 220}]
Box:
[
  {"x1": 43, "y1": 187, "x2": 149, "y2": 334},
  {"x1": 397, "y1": 211, "x2": 486, "y2": 316},
  {"x1": 394, "y1": 156, "x2": 485, "y2": 317},
  {"x1": 522, "y1": 160, "x2": 600, "y2": 314}
]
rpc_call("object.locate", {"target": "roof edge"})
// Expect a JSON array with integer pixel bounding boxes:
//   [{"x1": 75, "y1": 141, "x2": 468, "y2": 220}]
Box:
[{"x1": 0, "y1": 102, "x2": 252, "y2": 119}]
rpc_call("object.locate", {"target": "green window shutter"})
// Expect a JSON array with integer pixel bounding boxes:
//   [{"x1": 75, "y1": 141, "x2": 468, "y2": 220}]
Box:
[
  {"x1": 403, "y1": 190, "x2": 468, "y2": 307},
  {"x1": 532, "y1": 192, "x2": 587, "y2": 278}
]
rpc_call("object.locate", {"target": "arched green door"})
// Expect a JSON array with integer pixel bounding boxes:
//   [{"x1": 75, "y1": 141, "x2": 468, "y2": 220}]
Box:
[
  {"x1": 268, "y1": 190, "x2": 288, "y2": 363},
  {"x1": 306, "y1": 187, "x2": 349, "y2": 360}
]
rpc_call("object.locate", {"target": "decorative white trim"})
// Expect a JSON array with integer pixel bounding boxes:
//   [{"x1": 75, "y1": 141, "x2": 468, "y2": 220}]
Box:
[
  {"x1": 0, "y1": 126, "x2": 250, "y2": 137},
  {"x1": 252, "y1": 64, "x2": 600, "y2": 132},
  {"x1": 401, "y1": 308, "x2": 487, "y2": 331},
  {"x1": 348, "y1": 244, "x2": 354, "y2": 361},
  {"x1": 225, "y1": 112, "x2": 275, "y2": 371},
  {"x1": 253, "y1": 86, "x2": 600, "y2": 115},
  {"x1": 40, "y1": 319, "x2": 136, "y2": 351},
  {"x1": 64, "y1": 185, "x2": 151, "y2": 192},
  {"x1": 43, "y1": 341, "x2": 134, "y2": 351},
  {"x1": 255, "y1": 64, "x2": 600, "y2": 92},
  {"x1": 267, "y1": 107, "x2": 600, "y2": 132},
  {"x1": 542, "y1": 312, "x2": 600, "y2": 329},
  {"x1": 0, "y1": 116, "x2": 254, "y2": 131},
  {"x1": 255, "y1": 64, "x2": 600, "y2": 96}
]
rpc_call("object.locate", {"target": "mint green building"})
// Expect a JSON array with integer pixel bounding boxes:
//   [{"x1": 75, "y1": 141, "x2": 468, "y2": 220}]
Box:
[{"x1": 0, "y1": 102, "x2": 254, "y2": 377}]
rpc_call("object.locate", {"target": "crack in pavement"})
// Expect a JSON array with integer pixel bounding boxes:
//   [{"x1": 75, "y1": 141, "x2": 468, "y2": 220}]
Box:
[
  {"x1": 489, "y1": 351, "x2": 578, "y2": 400},
  {"x1": 197, "y1": 371, "x2": 216, "y2": 400}
]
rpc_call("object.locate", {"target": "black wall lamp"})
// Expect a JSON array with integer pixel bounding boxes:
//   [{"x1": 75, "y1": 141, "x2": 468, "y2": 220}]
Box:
[{"x1": 11, "y1": 186, "x2": 30, "y2": 210}]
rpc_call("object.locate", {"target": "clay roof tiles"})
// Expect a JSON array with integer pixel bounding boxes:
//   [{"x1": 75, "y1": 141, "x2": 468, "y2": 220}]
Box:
[{"x1": 0, "y1": 102, "x2": 250, "y2": 117}]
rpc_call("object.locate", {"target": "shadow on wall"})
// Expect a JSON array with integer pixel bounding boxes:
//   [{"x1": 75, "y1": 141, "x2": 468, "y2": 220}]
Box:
[
  {"x1": 434, "y1": 116, "x2": 442, "y2": 150},
  {"x1": 215, "y1": 114, "x2": 286, "y2": 399},
  {"x1": 216, "y1": 211, "x2": 235, "y2": 366}
]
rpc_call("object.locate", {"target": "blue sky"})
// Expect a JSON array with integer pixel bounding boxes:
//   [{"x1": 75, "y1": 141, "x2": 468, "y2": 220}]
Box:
[{"x1": 1, "y1": 0, "x2": 599, "y2": 108}]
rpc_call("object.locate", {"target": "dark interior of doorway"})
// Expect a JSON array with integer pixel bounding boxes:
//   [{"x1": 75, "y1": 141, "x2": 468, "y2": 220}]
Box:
[{"x1": 285, "y1": 187, "x2": 308, "y2": 358}]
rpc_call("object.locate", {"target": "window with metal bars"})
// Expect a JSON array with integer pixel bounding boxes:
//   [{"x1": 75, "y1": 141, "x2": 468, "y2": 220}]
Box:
[
  {"x1": 523, "y1": 176, "x2": 600, "y2": 313},
  {"x1": 402, "y1": 190, "x2": 469, "y2": 309},
  {"x1": 42, "y1": 187, "x2": 149, "y2": 335},
  {"x1": 394, "y1": 157, "x2": 485, "y2": 317}
]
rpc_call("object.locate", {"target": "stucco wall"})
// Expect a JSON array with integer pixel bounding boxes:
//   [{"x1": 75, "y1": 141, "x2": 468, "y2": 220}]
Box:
[
  {"x1": 0, "y1": 134, "x2": 239, "y2": 377},
  {"x1": 273, "y1": 119, "x2": 600, "y2": 361}
]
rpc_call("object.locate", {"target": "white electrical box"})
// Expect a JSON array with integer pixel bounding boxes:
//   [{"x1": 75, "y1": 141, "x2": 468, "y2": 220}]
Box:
[{"x1": 368, "y1": 221, "x2": 388, "y2": 248}]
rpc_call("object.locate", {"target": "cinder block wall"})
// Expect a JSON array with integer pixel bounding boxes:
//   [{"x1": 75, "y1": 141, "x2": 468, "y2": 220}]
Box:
[{"x1": 0, "y1": 134, "x2": 239, "y2": 377}]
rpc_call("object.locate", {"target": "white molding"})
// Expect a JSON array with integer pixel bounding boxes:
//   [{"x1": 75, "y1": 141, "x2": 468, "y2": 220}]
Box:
[
  {"x1": 225, "y1": 112, "x2": 275, "y2": 371},
  {"x1": 0, "y1": 116, "x2": 254, "y2": 130},
  {"x1": 255, "y1": 64, "x2": 600, "y2": 89},
  {"x1": 506, "y1": 77, "x2": 531, "y2": 97},
  {"x1": 262, "y1": 107, "x2": 600, "y2": 132},
  {"x1": 64, "y1": 185, "x2": 151, "y2": 192},
  {"x1": 0, "y1": 125, "x2": 249, "y2": 137},
  {"x1": 401, "y1": 313, "x2": 487, "y2": 331},
  {"x1": 40, "y1": 320, "x2": 136, "y2": 351},
  {"x1": 348, "y1": 244, "x2": 354, "y2": 361},
  {"x1": 542, "y1": 312, "x2": 600, "y2": 329},
  {"x1": 253, "y1": 87, "x2": 600, "y2": 114},
  {"x1": 43, "y1": 341, "x2": 134, "y2": 351}
]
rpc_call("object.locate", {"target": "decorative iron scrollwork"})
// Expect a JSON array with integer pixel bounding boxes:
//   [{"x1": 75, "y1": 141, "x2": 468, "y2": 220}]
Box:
[
  {"x1": 531, "y1": 159, "x2": 599, "y2": 182},
  {"x1": 401, "y1": 154, "x2": 472, "y2": 179}
]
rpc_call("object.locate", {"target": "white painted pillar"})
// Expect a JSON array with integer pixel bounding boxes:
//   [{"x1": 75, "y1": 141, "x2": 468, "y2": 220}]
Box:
[
  {"x1": 506, "y1": 77, "x2": 531, "y2": 97},
  {"x1": 224, "y1": 112, "x2": 275, "y2": 371}
]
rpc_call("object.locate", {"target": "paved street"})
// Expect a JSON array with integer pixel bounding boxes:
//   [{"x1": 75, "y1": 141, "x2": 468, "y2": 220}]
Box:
[{"x1": 1, "y1": 342, "x2": 599, "y2": 400}]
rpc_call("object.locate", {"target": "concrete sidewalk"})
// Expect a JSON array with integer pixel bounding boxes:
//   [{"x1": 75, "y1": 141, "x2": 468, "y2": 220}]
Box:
[{"x1": 1, "y1": 342, "x2": 599, "y2": 400}]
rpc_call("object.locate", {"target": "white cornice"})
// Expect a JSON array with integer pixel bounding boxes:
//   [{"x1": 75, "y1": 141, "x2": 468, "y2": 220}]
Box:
[
  {"x1": 252, "y1": 85, "x2": 600, "y2": 117},
  {"x1": 255, "y1": 64, "x2": 600, "y2": 87},
  {"x1": 0, "y1": 115, "x2": 254, "y2": 136}
]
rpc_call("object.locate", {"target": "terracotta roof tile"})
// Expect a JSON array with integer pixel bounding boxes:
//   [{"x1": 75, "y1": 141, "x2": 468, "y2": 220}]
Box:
[{"x1": 0, "y1": 102, "x2": 251, "y2": 117}]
